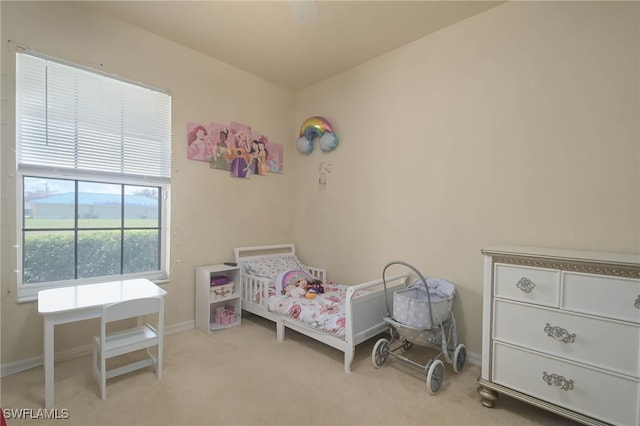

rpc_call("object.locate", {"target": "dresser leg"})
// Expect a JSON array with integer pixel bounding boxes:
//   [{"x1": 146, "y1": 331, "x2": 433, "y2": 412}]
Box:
[{"x1": 477, "y1": 385, "x2": 499, "y2": 408}]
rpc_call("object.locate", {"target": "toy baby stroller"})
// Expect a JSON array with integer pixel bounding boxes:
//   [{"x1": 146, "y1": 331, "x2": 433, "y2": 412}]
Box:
[{"x1": 371, "y1": 261, "x2": 466, "y2": 394}]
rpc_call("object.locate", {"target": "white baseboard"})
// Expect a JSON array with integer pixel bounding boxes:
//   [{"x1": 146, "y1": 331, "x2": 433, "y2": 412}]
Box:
[
  {"x1": 1, "y1": 320, "x2": 195, "y2": 378},
  {"x1": 466, "y1": 350, "x2": 481, "y2": 367}
]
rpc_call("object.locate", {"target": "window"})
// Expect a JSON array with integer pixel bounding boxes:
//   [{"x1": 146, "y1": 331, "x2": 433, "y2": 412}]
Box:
[{"x1": 16, "y1": 51, "x2": 172, "y2": 300}]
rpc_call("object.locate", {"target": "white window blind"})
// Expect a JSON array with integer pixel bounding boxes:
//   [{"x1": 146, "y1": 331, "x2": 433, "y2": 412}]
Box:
[{"x1": 16, "y1": 52, "x2": 171, "y2": 180}]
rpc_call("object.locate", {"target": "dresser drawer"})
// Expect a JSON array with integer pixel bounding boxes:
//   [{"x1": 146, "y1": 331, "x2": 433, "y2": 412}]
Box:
[
  {"x1": 493, "y1": 299, "x2": 640, "y2": 377},
  {"x1": 492, "y1": 342, "x2": 640, "y2": 426},
  {"x1": 494, "y1": 264, "x2": 560, "y2": 307},
  {"x1": 562, "y1": 272, "x2": 640, "y2": 324}
]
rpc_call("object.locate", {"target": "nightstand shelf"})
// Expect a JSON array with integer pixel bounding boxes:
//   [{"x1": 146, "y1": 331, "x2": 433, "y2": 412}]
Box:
[{"x1": 195, "y1": 264, "x2": 241, "y2": 334}]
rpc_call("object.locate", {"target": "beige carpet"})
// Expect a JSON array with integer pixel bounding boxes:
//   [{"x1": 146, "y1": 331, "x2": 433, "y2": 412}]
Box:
[{"x1": 2, "y1": 313, "x2": 580, "y2": 425}]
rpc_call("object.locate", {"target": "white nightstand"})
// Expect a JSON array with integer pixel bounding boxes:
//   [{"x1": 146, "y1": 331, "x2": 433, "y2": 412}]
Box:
[{"x1": 195, "y1": 264, "x2": 241, "y2": 334}]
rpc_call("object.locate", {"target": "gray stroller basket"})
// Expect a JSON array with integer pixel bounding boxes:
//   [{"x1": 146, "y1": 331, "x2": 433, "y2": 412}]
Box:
[{"x1": 372, "y1": 260, "x2": 467, "y2": 394}]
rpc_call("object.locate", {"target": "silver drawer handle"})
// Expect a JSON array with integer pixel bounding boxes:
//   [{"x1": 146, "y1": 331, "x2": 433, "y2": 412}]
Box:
[
  {"x1": 516, "y1": 277, "x2": 535, "y2": 293},
  {"x1": 544, "y1": 323, "x2": 575, "y2": 343},
  {"x1": 542, "y1": 371, "x2": 574, "y2": 391},
  {"x1": 635, "y1": 295, "x2": 640, "y2": 309}
]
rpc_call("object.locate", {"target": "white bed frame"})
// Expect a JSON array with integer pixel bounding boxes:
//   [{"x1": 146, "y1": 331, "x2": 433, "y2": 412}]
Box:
[{"x1": 234, "y1": 244, "x2": 409, "y2": 373}]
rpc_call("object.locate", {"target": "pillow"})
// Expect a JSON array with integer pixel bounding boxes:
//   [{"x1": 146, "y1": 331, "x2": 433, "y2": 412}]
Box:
[
  {"x1": 274, "y1": 269, "x2": 315, "y2": 295},
  {"x1": 243, "y1": 255, "x2": 308, "y2": 280}
]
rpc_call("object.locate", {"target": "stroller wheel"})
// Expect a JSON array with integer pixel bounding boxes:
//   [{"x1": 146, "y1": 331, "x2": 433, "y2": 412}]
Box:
[
  {"x1": 372, "y1": 338, "x2": 390, "y2": 368},
  {"x1": 453, "y1": 344, "x2": 467, "y2": 374},
  {"x1": 426, "y1": 359, "x2": 445, "y2": 394},
  {"x1": 402, "y1": 339, "x2": 413, "y2": 351}
]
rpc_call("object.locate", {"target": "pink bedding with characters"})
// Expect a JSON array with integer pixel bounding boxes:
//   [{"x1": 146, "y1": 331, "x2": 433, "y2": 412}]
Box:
[{"x1": 257, "y1": 269, "x2": 367, "y2": 338}]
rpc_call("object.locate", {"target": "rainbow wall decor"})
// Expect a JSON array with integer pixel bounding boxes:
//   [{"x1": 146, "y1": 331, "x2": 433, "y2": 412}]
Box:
[{"x1": 296, "y1": 116, "x2": 339, "y2": 155}]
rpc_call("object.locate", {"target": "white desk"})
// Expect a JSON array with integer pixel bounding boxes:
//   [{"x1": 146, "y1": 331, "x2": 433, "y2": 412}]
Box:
[{"x1": 38, "y1": 279, "x2": 167, "y2": 408}]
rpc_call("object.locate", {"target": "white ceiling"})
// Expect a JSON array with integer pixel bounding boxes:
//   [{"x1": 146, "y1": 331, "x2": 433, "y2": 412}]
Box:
[{"x1": 74, "y1": 1, "x2": 504, "y2": 91}]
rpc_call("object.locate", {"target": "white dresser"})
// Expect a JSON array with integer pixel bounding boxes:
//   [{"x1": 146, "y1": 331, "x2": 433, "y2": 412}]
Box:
[{"x1": 478, "y1": 246, "x2": 640, "y2": 426}]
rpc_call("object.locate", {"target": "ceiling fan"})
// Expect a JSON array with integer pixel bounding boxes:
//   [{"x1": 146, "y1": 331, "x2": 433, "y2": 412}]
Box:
[{"x1": 288, "y1": 0, "x2": 319, "y2": 23}]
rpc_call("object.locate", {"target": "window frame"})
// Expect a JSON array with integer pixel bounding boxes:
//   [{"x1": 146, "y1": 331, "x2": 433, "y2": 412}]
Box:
[
  {"x1": 16, "y1": 170, "x2": 171, "y2": 302},
  {"x1": 13, "y1": 50, "x2": 172, "y2": 302}
]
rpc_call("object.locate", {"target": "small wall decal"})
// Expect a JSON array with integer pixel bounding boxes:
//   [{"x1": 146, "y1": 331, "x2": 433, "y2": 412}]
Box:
[{"x1": 318, "y1": 162, "x2": 332, "y2": 190}]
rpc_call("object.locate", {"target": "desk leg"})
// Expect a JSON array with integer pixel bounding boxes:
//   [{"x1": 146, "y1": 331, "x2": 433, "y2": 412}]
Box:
[{"x1": 44, "y1": 316, "x2": 54, "y2": 408}]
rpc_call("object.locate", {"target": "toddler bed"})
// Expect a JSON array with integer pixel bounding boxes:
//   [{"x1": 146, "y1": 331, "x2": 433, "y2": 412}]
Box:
[{"x1": 234, "y1": 244, "x2": 409, "y2": 373}]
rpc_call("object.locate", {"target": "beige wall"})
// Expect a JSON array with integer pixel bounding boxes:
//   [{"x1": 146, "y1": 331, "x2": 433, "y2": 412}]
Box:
[
  {"x1": 0, "y1": 1, "x2": 296, "y2": 366},
  {"x1": 1, "y1": 1, "x2": 638, "y2": 369},
  {"x1": 292, "y1": 1, "x2": 640, "y2": 355}
]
